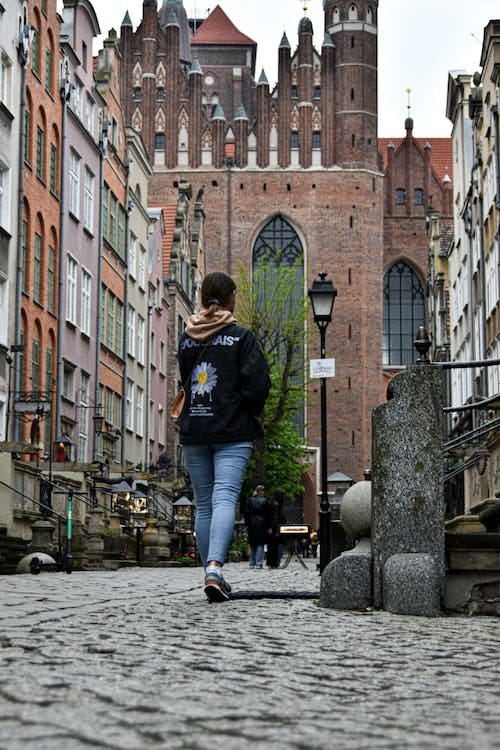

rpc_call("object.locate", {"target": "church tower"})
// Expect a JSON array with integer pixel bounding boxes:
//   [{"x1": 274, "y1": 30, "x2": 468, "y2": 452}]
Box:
[{"x1": 324, "y1": 0, "x2": 378, "y2": 168}]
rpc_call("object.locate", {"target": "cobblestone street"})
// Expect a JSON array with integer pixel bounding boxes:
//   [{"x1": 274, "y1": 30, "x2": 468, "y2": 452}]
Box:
[{"x1": 1, "y1": 562, "x2": 500, "y2": 750}]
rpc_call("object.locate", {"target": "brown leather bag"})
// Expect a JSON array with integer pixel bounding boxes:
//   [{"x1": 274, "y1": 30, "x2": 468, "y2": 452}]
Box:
[{"x1": 170, "y1": 389, "x2": 186, "y2": 419}]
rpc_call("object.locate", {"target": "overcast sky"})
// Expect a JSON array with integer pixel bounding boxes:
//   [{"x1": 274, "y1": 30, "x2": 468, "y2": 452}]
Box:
[{"x1": 60, "y1": 0, "x2": 500, "y2": 137}]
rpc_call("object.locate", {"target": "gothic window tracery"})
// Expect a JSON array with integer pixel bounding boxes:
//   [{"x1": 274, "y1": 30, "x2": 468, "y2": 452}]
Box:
[
  {"x1": 132, "y1": 62, "x2": 142, "y2": 88},
  {"x1": 132, "y1": 108, "x2": 142, "y2": 132},
  {"x1": 383, "y1": 262, "x2": 425, "y2": 366}
]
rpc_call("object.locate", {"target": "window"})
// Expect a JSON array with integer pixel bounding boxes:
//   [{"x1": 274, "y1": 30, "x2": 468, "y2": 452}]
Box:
[
  {"x1": 136, "y1": 387, "x2": 144, "y2": 436},
  {"x1": 126, "y1": 379, "x2": 134, "y2": 430},
  {"x1": 383, "y1": 262, "x2": 425, "y2": 366},
  {"x1": 0, "y1": 274, "x2": 7, "y2": 346},
  {"x1": 63, "y1": 363, "x2": 74, "y2": 400},
  {"x1": 291, "y1": 131, "x2": 299, "y2": 149},
  {"x1": 21, "y1": 221, "x2": 27, "y2": 292},
  {"x1": 127, "y1": 304, "x2": 136, "y2": 357},
  {"x1": 24, "y1": 110, "x2": 30, "y2": 162},
  {"x1": 138, "y1": 246, "x2": 146, "y2": 288},
  {"x1": 157, "y1": 88, "x2": 165, "y2": 101},
  {"x1": 291, "y1": 85, "x2": 297, "y2": 98},
  {"x1": 45, "y1": 347, "x2": 53, "y2": 398},
  {"x1": 83, "y1": 168, "x2": 94, "y2": 231},
  {"x1": 134, "y1": 87, "x2": 142, "y2": 101},
  {"x1": 118, "y1": 205, "x2": 126, "y2": 258},
  {"x1": 81, "y1": 269, "x2": 91, "y2": 335},
  {"x1": 69, "y1": 151, "x2": 80, "y2": 217},
  {"x1": 47, "y1": 245, "x2": 55, "y2": 313},
  {"x1": 31, "y1": 339, "x2": 40, "y2": 393},
  {"x1": 36, "y1": 126, "x2": 44, "y2": 180},
  {"x1": 66, "y1": 256, "x2": 77, "y2": 324},
  {"x1": 45, "y1": 48, "x2": 52, "y2": 94},
  {"x1": 78, "y1": 372, "x2": 90, "y2": 462},
  {"x1": 312, "y1": 131, "x2": 321, "y2": 150},
  {"x1": 31, "y1": 29, "x2": 40, "y2": 76},
  {"x1": 155, "y1": 133, "x2": 165, "y2": 150},
  {"x1": 395, "y1": 188, "x2": 406, "y2": 205},
  {"x1": 129, "y1": 233, "x2": 137, "y2": 278},
  {"x1": 0, "y1": 164, "x2": 9, "y2": 231},
  {"x1": 252, "y1": 214, "x2": 305, "y2": 434},
  {"x1": 74, "y1": 80, "x2": 83, "y2": 119},
  {"x1": 414, "y1": 188, "x2": 424, "y2": 206},
  {"x1": 314, "y1": 86, "x2": 321, "y2": 99},
  {"x1": 158, "y1": 406, "x2": 165, "y2": 446},
  {"x1": 50, "y1": 143, "x2": 57, "y2": 194},
  {"x1": 0, "y1": 52, "x2": 11, "y2": 109},
  {"x1": 34, "y1": 233, "x2": 42, "y2": 304},
  {"x1": 116, "y1": 301, "x2": 124, "y2": 358},
  {"x1": 109, "y1": 193, "x2": 117, "y2": 247},
  {"x1": 137, "y1": 315, "x2": 145, "y2": 365},
  {"x1": 159, "y1": 341, "x2": 165, "y2": 374},
  {"x1": 85, "y1": 94, "x2": 94, "y2": 135},
  {"x1": 102, "y1": 185, "x2": 109, "y2": 242}
]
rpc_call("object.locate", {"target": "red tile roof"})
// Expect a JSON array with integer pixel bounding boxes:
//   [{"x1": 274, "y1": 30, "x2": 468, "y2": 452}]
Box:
[
  {"x1": 378, "y1": 137, "x2": 453, "y2": 184},
  {"x1": 190, "y1": 5, "x2": 256, "y2": 46}
]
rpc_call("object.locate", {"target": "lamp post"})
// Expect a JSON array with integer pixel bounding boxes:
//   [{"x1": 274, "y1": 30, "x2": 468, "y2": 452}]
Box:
[{"x1": 308, "y1": 272, "x2": 337, "y2": 574}]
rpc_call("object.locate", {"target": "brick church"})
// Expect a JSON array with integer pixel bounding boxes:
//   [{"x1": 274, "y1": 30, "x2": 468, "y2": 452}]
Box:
[{"x1": 117, "y1": 0, "x2": 452, "y2": 522}]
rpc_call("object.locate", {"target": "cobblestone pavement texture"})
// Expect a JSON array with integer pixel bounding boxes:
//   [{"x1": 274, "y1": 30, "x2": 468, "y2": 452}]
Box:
[{"x1": 1, "y1": 561, "x2": 500, "y2": 750}]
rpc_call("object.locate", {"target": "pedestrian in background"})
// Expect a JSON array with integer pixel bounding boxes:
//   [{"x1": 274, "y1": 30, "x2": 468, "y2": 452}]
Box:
[
  {"x1": 178, "y1": 272, "x2": 271, "y2": 602},
  {"x1": 245, "y1": 485, "x2": 271, "y2": 569},
  {"x1": 266, "y1": 488, "x2": 286, "y2": 569}
]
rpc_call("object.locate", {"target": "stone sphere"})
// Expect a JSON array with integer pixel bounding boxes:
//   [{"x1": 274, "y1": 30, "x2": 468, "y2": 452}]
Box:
[
  {"x1": 16, "y1": 552, "x2": 57, "y2": 574},
  {"x1": 340, "y1": 480, "x2": 372, "y2": 539}
]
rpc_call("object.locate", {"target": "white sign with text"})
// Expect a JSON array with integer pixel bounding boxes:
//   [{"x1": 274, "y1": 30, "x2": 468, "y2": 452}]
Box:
[{"x1": 310, "y1": 358, "x2": 336, "y2": 379}]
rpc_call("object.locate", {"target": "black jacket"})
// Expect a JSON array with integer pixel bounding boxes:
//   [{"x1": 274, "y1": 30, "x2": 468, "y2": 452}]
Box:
[
  {"x1": 178, "y1": 323, "x2": 271, "y2": 445},
  {"x1": 245, "y1": 493, "x2": 271, "y2": 546}
]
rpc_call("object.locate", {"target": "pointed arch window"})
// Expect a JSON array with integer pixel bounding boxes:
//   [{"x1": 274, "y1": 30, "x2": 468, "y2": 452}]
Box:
[
  {"x1": 252, "y1": 215, "x2": 305, "y2": 434},
  {"x1": 383, "y1": 262, "x2": 425, "y2": 366}
]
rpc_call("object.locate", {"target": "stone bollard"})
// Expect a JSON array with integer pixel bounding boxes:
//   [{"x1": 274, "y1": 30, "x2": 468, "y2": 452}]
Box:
[
  {"x1": 372, "y1": 365, "x2": 445, "y2": 615},
  {"x1": 156, "y1": 519, "x2": 171, "y2": 560},
  {"x1": 86, "y1": 507, "x2": 105, "y2": 567},
  {"x1": 321, "y1": 479, "x2": 373, "y2": 610},
  {"x1": 28, "y1": 519, "x2": 55, "y2": 556},
  {"x1": 142, "y1": 518, "x2": 159, "y2": 564}
]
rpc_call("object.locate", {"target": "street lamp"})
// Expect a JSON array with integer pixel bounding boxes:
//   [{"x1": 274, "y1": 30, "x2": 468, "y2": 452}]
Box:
[{"x1": 308, "y1": 272, "x2": 337, "y2": 574}]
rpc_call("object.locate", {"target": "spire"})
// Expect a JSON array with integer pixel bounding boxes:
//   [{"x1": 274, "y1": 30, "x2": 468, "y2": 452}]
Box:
[
  {"x1": 121, "y1": 10, "x2": 132, "y2": 27},
  {"x1": 405, "y1": 88, "x2": 413, "y2": 132},
  {"x1": 235, "y1": 104, "x2": 248, "y2": 120},
  {"x1": 212, "y1": 104, "x2": 225, "y2": 120},
  {"x1": 258, "y1": 68, "x2": 269, "y2": 86},
  {"x1": 279, "y1": 31, "x2": 290, "y2": 48},
  {"x1": 322, "y1": 32, "x2": 334, "y2": 48}
]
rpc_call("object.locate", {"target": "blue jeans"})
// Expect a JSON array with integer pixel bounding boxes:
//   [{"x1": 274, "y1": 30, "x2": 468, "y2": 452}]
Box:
[
  {"x1": 249, "y1": 545, "x2": 264, "y2": 568},
  {"x1": 182, "y1": 442, "x2": 253, "y2": 566}
]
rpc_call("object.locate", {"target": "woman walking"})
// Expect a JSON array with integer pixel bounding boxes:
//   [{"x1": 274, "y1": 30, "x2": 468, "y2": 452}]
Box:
[{"x1": 178, "y1": 271, "x2": 271, "y2": 602}]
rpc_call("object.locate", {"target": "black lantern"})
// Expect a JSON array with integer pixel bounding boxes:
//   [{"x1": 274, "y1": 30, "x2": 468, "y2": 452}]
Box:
[
  {"x1": 308, "y1": 272, "x2": 337, "y2": 574},
  {"x1": 173, "y1": 496, "x2": 194, "y2": 534}
]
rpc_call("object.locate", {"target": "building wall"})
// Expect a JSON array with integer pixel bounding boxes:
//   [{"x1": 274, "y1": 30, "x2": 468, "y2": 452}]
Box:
[{"x1": 0, "y1": 1, "x2": 24, "y2": 441}]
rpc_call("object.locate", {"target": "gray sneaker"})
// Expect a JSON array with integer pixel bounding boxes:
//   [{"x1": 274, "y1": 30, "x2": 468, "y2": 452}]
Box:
[{"x1": 204, "y1": 568, "x2": 231, "y2": 603}]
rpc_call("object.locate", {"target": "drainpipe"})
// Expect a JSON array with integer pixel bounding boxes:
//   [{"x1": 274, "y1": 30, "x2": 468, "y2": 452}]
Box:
[
  {"x1": 55, "y1": 59, "x2": 73, "y2": 445},
  {"x1": 120, "y1": 181, "x2": 131, "y2": 466},
  {"x1": 94, "y1": 112, "x2": 108, "y2": 461},
  {"x1": 145, "y1": 299, "x2": 153, "y2": 472},
  {"x1": 14, "y1": 24, "x2": 34, "y2": 440},
  {"x1": 226, "y1": 157, "x2": 233, "y2": 274}
]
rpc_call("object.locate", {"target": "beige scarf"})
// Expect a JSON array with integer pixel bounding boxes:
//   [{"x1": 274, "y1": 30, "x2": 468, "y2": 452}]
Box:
[{"x1": 185, "y1": 305, "x2": 237, "y2": 342}]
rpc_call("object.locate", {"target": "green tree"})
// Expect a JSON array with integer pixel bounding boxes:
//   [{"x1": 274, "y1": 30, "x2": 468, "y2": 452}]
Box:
[{"x1": 236, "y1": 259, "x2": 310, "y2": 501}]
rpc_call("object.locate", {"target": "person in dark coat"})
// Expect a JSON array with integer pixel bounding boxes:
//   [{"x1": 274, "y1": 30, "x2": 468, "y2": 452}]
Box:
[
  {"x1": 245, "y1": 485, "x2": 270, "y2": 568},
  {"x1": 266, "y1": 488, "x2": 286, "y2": 569}
]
